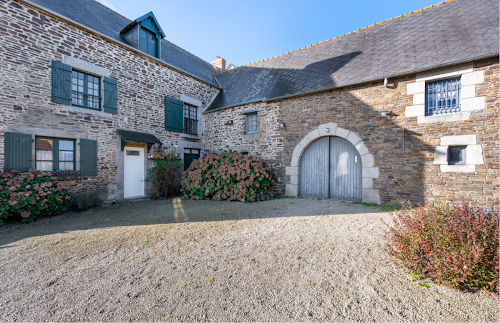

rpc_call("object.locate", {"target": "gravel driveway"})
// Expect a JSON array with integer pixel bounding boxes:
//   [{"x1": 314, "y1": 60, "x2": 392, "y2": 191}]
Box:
[{"x1": 0, "y1": 198, "x2": 498, "y2": 321}]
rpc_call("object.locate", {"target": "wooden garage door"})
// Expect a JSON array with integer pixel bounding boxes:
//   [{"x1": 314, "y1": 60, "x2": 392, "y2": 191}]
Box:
[{"x1": 299, "y1": 136, "x2": 362, "y2": 201}]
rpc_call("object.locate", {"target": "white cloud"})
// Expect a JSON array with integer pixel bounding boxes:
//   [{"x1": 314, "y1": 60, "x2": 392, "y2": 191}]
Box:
[{"x1": 94, "y1": 0, "x2": 119, "y2": 13}]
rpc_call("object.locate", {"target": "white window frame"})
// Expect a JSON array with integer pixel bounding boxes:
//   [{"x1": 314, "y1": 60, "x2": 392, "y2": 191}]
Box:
[{"x1": 433, "y1": 135, "x2": 484, "y2": 173}]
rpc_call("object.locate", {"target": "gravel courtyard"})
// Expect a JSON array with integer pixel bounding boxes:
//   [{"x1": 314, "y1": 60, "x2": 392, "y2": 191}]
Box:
[{"x1": 0, "y1": 198, "x2": 498, "y2": 322}]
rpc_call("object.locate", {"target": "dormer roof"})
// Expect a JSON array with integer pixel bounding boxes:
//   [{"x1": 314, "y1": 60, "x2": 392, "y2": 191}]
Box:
[{"x1": 120, "y1": 11, "x2": 166, "y2": 39}]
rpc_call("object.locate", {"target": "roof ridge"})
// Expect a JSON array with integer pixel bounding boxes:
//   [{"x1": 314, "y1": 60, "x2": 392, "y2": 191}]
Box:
[
  {"x1": 87, "y1": 0, "x2": 132, "y2": 22},
  {"x1": 226, "y1": 0, "x2": 456, "y2": 71},
  {"x1": 161, "y1": 39, "x2": 218, "y2": 70}
]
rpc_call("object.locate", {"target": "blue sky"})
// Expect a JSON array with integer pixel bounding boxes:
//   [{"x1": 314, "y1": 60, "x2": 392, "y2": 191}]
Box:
[{"x1": 96, "y1": 0, "x2": 442, "y2": 67}]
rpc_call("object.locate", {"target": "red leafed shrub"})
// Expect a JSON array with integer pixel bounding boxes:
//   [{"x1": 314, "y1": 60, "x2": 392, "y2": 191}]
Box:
[
  {"x1": 181, "y1": 151, "x2": 273, "y2": 202},
  {"x1": 0, "y1": 170, "x2": 72, "y2": 225},
  {"x1": 385, "y1": 202, "x2": 499, "y2": 294}
]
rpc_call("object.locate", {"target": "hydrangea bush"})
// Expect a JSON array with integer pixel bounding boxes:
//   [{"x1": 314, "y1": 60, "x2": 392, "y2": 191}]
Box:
[
  {"x1": 385, "y1": 202, "x2": 499, "y2": 294},
  {"x1": 181, "y1": 151, "x2": 273, "y2": 202},
  {"x1": 0, "y1": 170, "x2": 72, "y2": 225}
]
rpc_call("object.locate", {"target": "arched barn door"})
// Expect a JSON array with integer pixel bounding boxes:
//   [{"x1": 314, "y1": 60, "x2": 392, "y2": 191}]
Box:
[{"x1": 299, "y1": 136, "x2": 362, "y2": 201}]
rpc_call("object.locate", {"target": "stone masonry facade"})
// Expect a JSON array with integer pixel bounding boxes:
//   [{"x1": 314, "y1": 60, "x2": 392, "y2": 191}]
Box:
[
  {"x1": 0, "y1": 0, "x2": 219, "y2": 199},
  {"x1": 1, "y1": 0, "x2": 498, "y2": 211},
  {"x1": 204, "y1": 58, "x2": 499, "y2": 211}
]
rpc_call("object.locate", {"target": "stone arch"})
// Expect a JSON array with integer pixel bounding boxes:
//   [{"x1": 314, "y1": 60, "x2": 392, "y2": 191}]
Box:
[{"x1": 285, "y1": 122, "x2": 381, "y2": 204}]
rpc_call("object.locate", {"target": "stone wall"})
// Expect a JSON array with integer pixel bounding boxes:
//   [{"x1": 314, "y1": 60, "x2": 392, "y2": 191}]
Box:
[
  {"x1": 204, "y1": 58, "x2": 499, "y2": 211},
  {"x1": 0, "y1": 0, "x2": 219, "y2": 199}
]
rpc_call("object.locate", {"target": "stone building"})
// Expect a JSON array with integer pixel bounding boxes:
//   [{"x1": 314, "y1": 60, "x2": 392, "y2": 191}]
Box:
[{"x1": 1, "y1": 0, "x2": 499, "y2": 210}]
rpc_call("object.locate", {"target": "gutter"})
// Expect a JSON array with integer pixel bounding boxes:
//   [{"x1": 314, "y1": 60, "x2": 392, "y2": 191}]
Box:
[
  {"x1": 204, "y1": 52, "x2": 499, "y2": 113},
  {"x1": 19, "y1": 0, "x2": 221, "y2": 90}
]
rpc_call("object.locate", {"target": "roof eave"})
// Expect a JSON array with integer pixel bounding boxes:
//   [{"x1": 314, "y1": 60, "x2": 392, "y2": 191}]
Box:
[{"x1": 204, "y1": 52, "x2": 499, "y2": 114}]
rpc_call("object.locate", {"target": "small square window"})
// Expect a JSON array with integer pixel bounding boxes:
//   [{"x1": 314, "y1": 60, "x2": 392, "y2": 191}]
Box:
[
  {"x1": 425, "y1": 77, "x2": 461, "y2": 116},
  {"x1": 448, "y1": 146, "x2": 466, "y2": 165},
  {"x1": 246, "y1": 113, "x2": 258, "y2": 134}
]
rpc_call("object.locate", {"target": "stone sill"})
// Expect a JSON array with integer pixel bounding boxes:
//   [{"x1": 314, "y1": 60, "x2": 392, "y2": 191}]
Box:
[
  {"x1": 180, "y1": 133, "x2": 200, "y2": 140},
  {"x1": 417, "y1": 112, "x2": 471, "y2": 124}
]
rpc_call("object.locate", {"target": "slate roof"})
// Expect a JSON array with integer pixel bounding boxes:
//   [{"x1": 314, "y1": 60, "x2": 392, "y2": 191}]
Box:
[
  {"x1": 207, "y1": 0, "x2": 499, "y2": 112},
  {"x1": 25, "y1": 0, "x2": 220, "y2": 87}
]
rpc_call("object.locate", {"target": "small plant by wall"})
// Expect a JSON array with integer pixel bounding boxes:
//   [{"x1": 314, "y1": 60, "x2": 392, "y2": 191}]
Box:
[
  {"x1": 181, "y1": 151, "x2": 273, "y2": 202},
  {"x1": 72, "y1": 192, "x2": 104, "y2": 212},
  {"x1": 385, "y1": 202, "x2": 499, "y2": 294},
  {"x1": 0, "y1": 170, "x2": 72, "y2": 225},
  {"x1": 147, "y1": 153, "x2": 182, "y2": 198}
]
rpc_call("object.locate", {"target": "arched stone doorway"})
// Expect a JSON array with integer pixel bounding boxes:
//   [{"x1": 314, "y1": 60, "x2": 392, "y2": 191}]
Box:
[
  {"x1": 300, "y1": 136, "x2": 362, "y2": 200},
  {"x1": 285, "y1": 122, "x2": 381, "y2": 204}
]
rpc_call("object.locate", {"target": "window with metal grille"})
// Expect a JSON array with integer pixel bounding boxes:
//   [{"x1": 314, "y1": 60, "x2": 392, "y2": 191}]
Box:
[
  {"x1": 183, "y1": 104, "x2": 198, "y2": 135},
  {"x1": 72, "y1": 70, "x2": 101, "y2": 110},
  {"x1": 35, "y1": 137, "x2": 75, "y2": 171},
  {"x1": 246, "y1": 113, "x2": 258, "y2": 134},
  {"x1": 425, "y1": 77, "x2": 461, "y2": 116}
]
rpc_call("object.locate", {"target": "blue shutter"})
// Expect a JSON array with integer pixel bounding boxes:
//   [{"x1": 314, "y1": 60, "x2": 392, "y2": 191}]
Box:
[
  {"x1": 51, "y1": 61, "x2": 72, "y2": 105},
  {"x1": 103, "y1": 77, "x2": 118, "y2": 114},
  {"x1": 139, "y1": 27, "x2": 147, "y2": 53},
  {"x1": 165, "y1": 96, "x2": 184, "y2": 133},
  {"x1": 80, "y1": 139, "x2": 98, "y2": 176},
  {"x1": 4, "y1": 132, "x2": 32, "y2": 172}
]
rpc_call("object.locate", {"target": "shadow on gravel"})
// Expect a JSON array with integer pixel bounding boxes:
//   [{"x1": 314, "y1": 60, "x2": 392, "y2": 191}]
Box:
[{"x1": 0, "y1": 197, "x2": 386, "y2": 247}]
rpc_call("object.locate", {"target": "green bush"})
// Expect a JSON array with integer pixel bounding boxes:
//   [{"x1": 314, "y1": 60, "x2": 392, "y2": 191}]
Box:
[
  {"x1": 0, "y1": 170, "x2": 72, "y2": 225},
  {"x1": 181, "y1": 151, "x2": 273, "y2": 202},
  {"x1": 385, "y1": 202, "x2": 499, "y2": 294},
  {"x1": 72, "y1": 192, "x2": 104, "y2": 211},
  {"x1": 147, "y1": 153, "x2": 182, "y2": 198}
]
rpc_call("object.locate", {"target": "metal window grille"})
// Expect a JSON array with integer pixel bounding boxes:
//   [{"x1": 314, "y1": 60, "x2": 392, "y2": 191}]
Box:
[
  {"x1": 183, "y1": 104, "x2": 198, "y2": 135},
  {"x1": 246, "y1": 113, "x2": 258, "y2": 134},
  {"x1": 72, "y1": 70, "x2": 101, "y2": 110},
  {"x1": 425, "y1": 77, "x2": 461, "y2": 116}
]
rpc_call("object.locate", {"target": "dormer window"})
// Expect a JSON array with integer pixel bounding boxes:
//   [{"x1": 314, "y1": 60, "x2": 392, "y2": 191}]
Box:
[
  {"x1": 120, "y1": 11, "x2": 165, "y2": 59},
  {"x1": 139, "y1": 27, "x2": 158, "y2": 58}
]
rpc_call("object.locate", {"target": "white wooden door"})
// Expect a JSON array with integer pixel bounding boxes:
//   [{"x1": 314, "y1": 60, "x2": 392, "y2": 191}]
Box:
[{"x1": 124, "y1": 147, "x2": 145, "y2": 198}]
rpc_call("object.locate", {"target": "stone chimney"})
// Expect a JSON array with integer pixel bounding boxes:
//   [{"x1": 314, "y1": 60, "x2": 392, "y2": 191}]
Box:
[{"x1": 211, "y1": 56, "x2": 226, "y2": 72}]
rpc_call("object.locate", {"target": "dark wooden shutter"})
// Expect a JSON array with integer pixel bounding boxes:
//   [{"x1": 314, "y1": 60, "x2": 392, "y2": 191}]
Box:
[
  {"x1": 4, "y1": 132, "x2": 32, "y2": 172},
  {"x1": 51, "y1": 61, "x2": 72, "y2": 105},
  {"x1": 103, "y1": 77, "x2": 118, "y2": 114},
  {"x1": 80, "y1": 139, "x2": 98, "y2": 176},
  {"x1": 165, "y1": 96, "x2": 184, "y2": 132}
]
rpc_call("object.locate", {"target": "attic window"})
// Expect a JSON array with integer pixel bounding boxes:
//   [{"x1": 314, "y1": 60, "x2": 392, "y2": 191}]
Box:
[{"x1": 139, "y1": 27, "x2": 158, "y2": 58}]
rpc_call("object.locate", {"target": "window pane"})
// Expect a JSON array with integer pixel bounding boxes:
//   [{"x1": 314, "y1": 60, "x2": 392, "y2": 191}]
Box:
[
  {"x1": 36, "y1": 138, "x2": 53, "y2": 149},
  {"x1": 425, "y1": 77, "x2": 460, "y2": 116},
  {"x1": 37, "y1": 150, "x2": 53, "y2": 160},
  {"x1": 36, "y1": 161, "x2": 53, "y2": 171},
  {"x1": 58, "y1": 162, "x2": 74, "y2": 170},
  {"x1": 59, "y1": 140, "x2": 74, "y2": 151},
  {"x1": 59, "y1": 151, "x2": 74, "y2": 161},
  {"x1": 449, "y1": 146, "x2": 466, "y2": 164}
]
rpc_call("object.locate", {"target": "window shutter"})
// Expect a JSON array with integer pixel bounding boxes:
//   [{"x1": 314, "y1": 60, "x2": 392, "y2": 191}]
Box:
[
  {"x1": 165, "y1": 96, "x2": 184, "y2": 132},
  {"x1": 51, "y1": 61, "x2": 72, "y2": 105},
  {"x1": 80, "y1": 139, "x2": 98, "y2": 176},
  {"x1": 4, "y1": 132, "x2": 32, "y2": 172},
  {"x1": 103, "y1": 77, "x2": 118, "y2": 114}
]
